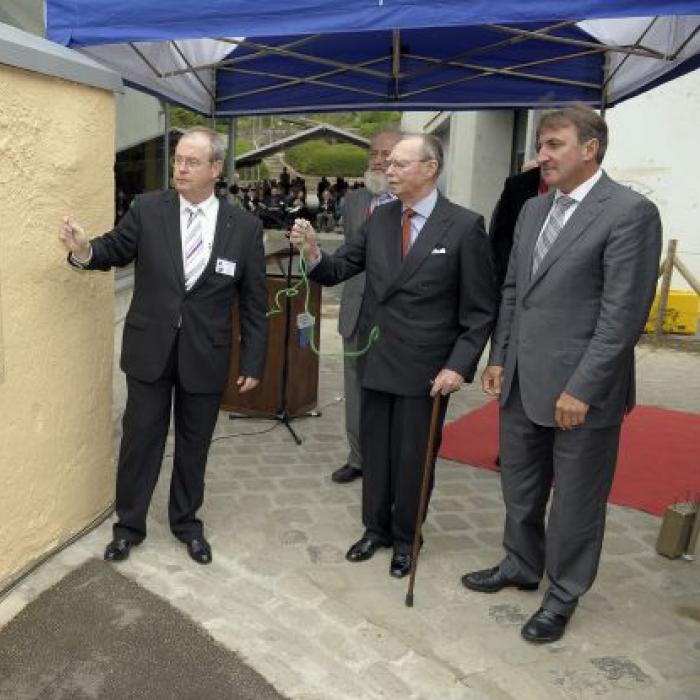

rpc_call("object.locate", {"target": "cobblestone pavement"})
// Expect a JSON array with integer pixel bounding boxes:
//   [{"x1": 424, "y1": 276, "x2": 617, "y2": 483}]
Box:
[{"x1": 1, "y1": 278, "x2": 699, "y2": 700}]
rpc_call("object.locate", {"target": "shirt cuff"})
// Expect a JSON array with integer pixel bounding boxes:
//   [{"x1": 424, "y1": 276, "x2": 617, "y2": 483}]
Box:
[
  {"x1": 69, "y1": 245, "x2": 93, "y2": 268},
  {"x1": 305, "y1": 250, "x2": 322, "y2": 273}
]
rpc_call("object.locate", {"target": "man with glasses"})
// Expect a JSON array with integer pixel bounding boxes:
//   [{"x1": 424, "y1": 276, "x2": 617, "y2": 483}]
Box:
[
  {"x1": 59, "y1": 127, "x2": 267, "y2": 566},
  {"x1": 290, "y1": 134, "x2": 497, "y2": 578}
]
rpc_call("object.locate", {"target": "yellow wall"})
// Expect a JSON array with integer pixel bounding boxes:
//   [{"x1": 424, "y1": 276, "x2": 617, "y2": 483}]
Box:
[{"x1": 0, "y1": 64, "x2": 115, "y2": 583}]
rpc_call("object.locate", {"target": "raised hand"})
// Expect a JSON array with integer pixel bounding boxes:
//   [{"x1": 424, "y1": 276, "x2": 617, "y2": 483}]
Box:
[
  {"x1": 289, "y1": 218, "x2": 321, "y2": 263},
  {"x1": 59, "y1": 216, "x2": 91, "y2": 262}
]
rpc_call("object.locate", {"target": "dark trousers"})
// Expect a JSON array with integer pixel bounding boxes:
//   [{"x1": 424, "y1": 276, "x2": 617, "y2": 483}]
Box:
[
  {"x1": 342, "y1": 336, "x2": 362, "y2": 470},
  {"x1": 499, "y1": 375, "x2": 621, "y2": 616},
  {"x1": 114, "y1": 336, "x2": 222, "y2": 544},
  {"x1": 360, "y1": 388, "x2": 448, "y2": 553}
]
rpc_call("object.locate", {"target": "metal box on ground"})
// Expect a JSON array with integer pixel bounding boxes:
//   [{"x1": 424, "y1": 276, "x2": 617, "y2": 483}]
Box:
[{"x1": 656, "y1": 501, "x2": 698, "y2": 558}]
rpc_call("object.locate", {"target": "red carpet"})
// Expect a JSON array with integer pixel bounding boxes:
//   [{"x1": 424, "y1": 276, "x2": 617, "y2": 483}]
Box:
[{"x1": 439, "y1": 401, "x2": 700, "y2": 517}]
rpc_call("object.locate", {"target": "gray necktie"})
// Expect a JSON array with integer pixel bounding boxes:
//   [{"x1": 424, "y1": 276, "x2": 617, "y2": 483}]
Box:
[{"x1": 531, "y1": 195, "x2": 576, "y2": 276}]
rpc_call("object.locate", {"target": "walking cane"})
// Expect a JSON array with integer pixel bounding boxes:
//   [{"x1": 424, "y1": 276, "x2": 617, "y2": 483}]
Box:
[{"x1": 405, "y1": 392, "x2": 442, "y2": 607}]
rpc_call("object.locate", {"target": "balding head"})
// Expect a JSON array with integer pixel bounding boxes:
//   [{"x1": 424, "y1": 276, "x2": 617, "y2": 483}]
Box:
[{"x1": 386, "y1": 134, "x2": 442, "y2": 205}]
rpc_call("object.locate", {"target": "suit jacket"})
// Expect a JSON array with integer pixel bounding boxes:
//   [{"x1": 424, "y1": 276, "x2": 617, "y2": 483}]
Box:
[
  {"x1": 337, "y1": 188, "x2": 372, "y2": 339},
  {"x1": 311, "y1": 193, "x2": 498, "y2": 396},
  {"x1": 489, "y1": 172, "x2": 662, "y2": 428},
  {"x1": 489, "y1": 167, "x2": 541, "y2": 289},
  {"x1": 81, "y1": 190, "x2": 268, "y2": 393}
]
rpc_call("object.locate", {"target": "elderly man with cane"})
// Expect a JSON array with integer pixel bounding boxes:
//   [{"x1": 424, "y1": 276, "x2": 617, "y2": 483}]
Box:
[{"x1": 290, "y1": 134, "x2": 497, "y2": 578}]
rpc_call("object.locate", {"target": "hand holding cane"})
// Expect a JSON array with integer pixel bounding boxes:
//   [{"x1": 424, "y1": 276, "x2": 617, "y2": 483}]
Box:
[{"x1": 405, "y1": 392, "x2": 442, "y2": 607}]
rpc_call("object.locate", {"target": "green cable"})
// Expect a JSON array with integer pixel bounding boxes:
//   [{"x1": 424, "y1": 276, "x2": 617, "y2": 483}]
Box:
[
  {"x1": 266, "y1": 249, "x2": 380, "y2": 358},
  {"x1": 265, "y1": 275, "x2": 304, "y2": 317}
]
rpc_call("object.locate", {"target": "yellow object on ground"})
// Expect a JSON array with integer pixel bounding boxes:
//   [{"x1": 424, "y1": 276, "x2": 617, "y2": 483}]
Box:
[{"x1": 645, "y1": 290, "x2": 699, "y2": 335}]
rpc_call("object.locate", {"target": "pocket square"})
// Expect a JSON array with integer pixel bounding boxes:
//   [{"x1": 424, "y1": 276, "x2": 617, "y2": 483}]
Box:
[{"x1": 431, "y1": 247, "x2": 447, "y2": 255}]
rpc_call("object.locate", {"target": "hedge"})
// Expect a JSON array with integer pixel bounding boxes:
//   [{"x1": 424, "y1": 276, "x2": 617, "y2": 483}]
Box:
[{"x1": 285, "y1": 140, "x2": 368, "y2": 177}]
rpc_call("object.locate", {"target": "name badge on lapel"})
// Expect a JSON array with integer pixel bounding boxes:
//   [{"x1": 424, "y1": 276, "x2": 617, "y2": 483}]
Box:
[
  {"x1": 215, "y1": 258, "x2": 237, "y2": 277},
  {"x1": 431, "y1": 247, "x2": 447, "y2": 255}
]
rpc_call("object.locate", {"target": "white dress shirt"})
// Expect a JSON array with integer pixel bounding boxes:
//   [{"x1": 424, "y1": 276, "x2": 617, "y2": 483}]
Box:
[{"x1": 540, "y1": 168, "x2": 603, "y2": 235}]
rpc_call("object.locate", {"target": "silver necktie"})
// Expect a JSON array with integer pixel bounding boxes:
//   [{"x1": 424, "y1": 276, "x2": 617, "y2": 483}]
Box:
[{"x1": 531, "y1": 195, "x2": 576, "y2": 276}]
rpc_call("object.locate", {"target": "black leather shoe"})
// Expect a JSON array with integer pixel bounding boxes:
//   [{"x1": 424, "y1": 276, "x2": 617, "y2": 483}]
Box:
[
  {"x1": 186, "y1": 537, "x2": 212, "y2": 565},
  {"x1": 345, "y1": 537, "x2": 388, "y2": 562},
  {"x1": 332, "y1": 464, "x2": 362, "y2": 484},
  {"x1": 521, "y1": 607, "x2": 570, "y2": 643},
  {"x1": 389, "y1": 552, "x2": 412, "y2": 579},
  {"x1": 461, "y1": 566, "x2": 539, "y2": 593},
  {"x1": 104, "y1": 538, "x2": 134, "y2": 562}
]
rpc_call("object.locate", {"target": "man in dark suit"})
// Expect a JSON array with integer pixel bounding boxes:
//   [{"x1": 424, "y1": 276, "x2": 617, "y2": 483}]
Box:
[
  {"x1": 331, "y1": 128, "x2": 402, "y2": 485},
  {"x1": 59, "y1": 127, "x2": 268, "y2": 565},
  {"x1": 489, "y1": 163, "x2": 543, "y2": 290},
  {"x1": 291, "y1": 134, "x2": 497, "y2": 577},
  {"x1": 462, "y1": 105, "x2": 662, "y2": 643}
]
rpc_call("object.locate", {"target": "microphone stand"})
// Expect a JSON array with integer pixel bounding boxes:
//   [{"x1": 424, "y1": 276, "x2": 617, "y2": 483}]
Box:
[{"x1": 229, "y1": 207, "x2": 320, "y2": 444}]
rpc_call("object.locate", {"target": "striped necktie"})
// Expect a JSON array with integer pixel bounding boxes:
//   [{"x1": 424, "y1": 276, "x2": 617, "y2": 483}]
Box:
[
  {"x1": 531, "y1": 195, "x2": 575, "y2": 276},
  {"x1": 184, "y1": 206, "x2": 207, "y2": 290}
]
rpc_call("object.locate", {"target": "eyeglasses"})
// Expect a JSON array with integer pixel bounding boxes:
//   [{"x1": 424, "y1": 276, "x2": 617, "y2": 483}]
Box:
[
  {"x1": 170, "y1": 155, "x2": 216, "y2": 170},
  {"x1": 386, "y1": 158, "x2": 435, "y2": 170}
]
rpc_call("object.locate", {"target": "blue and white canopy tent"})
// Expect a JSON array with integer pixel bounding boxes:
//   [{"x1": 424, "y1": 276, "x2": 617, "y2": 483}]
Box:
[{"x1": 45, "y1": 1, "x2": 700, "y2": 116}]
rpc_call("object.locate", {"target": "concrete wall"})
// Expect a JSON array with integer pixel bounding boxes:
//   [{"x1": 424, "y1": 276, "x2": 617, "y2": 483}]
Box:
[
  {"x1": 604, "y1": 70, "x2": 700, "y2": 291},
  {"x1": 0, "y1": 2, "x2": 43, "y2": 38},
  {"x1": 115, "y1": 87, "x2": 164, "y2": 152},
  {"x1": 401, "y1": 110, "x2": 513, "y2": 221},
  {"x1": 0, "y1": 64, "x2": 116, "y2": 584}
]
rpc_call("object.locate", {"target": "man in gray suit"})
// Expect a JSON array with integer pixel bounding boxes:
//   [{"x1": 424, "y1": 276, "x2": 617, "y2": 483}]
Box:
[
  {"x1": 332, "y1": 129, "x2": 402, "y2": 484},
  {"x1": 462, "y1": 105, "x2": 662, "y2": 643}
]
